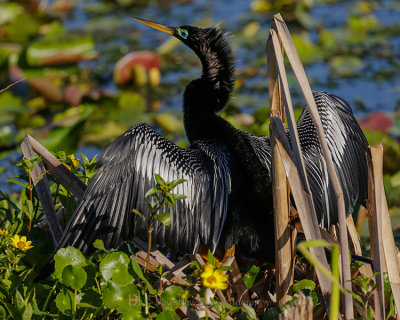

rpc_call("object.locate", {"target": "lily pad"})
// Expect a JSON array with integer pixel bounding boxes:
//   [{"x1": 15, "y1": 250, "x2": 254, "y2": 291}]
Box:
[
  {"x1": 55, "y1": 288, "x2": 74, "y2": 316},
  {"x1": 61, "y1": 265, "x2": 87, "y2": 290},
  {"x1": 26, "y1": 36, "x2": 96, "y2": 66},
  {"x1": 114, "y1": 51, "x2": 161, "y2": 85},
  {"x1": 156, "y1": 311, "x2": 179, "y2": 320},
  {"x1": 102, "y1": 281, "x2": 141, "y2": 313},
  {"x1": 329, "y1": 55, "x2": 363, "y2": 77},
  {"x1": 100, "y1": 252, "x2": 133, "y2": 284},
  {"x1": 161, "y1": 285, "x2": 185, "y2": 311},
  {"x1": 54, "y1": 246, "x2": 87, "y2": 282}
]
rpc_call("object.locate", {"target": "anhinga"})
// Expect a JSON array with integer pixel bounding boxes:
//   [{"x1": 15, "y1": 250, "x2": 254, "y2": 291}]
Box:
[{"x1": 38, "y1": 18, "x2": 368, "y2": 278}]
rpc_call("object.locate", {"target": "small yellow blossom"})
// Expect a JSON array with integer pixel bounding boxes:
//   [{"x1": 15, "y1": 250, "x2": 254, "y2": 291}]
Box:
[
  {"x1": 68, "y1": 154, "x2": 80, "y2": 168},
  {"x1": 201, "y1": 263, "x2": 229, "y2": 290},
  {"x1": 0, "y1": 229, "x2": 9, "y2": 236},
  {"x1": 64, "y1": 163, "x2": 71, "y2": 170},
  {"x1": 12, "y1": 235, "x2": 34, "y2": 252}
]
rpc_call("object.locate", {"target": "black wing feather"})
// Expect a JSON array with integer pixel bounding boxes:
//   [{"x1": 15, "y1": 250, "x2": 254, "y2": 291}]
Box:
[
  {"x1": 297, "y1": 91, "x2": 368, "y2": 227},
  {"x1": 55, "y1": 123, "x2": 231, "y2": 256}
]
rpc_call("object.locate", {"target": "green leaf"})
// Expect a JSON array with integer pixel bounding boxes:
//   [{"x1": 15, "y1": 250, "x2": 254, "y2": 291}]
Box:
[
  {"x1": 93, "y1": 239, "x2": 109, "y2": 253},
  {"x1": 292, "y1": 279, "x2": 316, "y2": 293},
  {"x1": 154, "y1": 174, "x2": 165, "y2": 186},
  {"x1": 61, "y1": 265, "x2": 87, "y2": 290},
  {"x1": 156, "y1": 310, "x2": 179, "y2": 320},
  {"x1": 55, "y1": 288, "x2": 74, "y2": 315},
  {"x1": 168, "y1": 179, "x2": 187, "y2": 189},
  {"x1": 172, "y1": 194, "x2": 187, "y2": 201},
  {"x1": 5, "y1": 179, "x2": 29, "y2": 188},
  {"x1": 22, "y1": 303, "x2": 32, "y2": 320},
  {"x1": 54, "y1": 247, "x2": 87, "y2": 282},
  {"x1": 0, "y1": 305, "x2": 6, "y2": 320},
  {"x1": 15, "y1": 290, "x2": 25, "y2": 311},
  {"x1": 207, "y1": 250, "x2": 216, "y2": 267},
  {"x1": 102, "y1": 281, "x2": 140, "y2": 313},
  {"x1": 80, "y1": 152, "x2": 89, "y2": 164},
  {"x1": 145, "y1": 188, "x2": 160, "y2": 198},
  {"x1": 219, "y1": 266, "x2": 233, "y2": 272},
  {"x1": 100, "y1": 252, "x2": 133, "y2": 284},
  {"x1": 154, "y1": 212, "x2": 171, "y2": 227},
  {"x1": 243, "y1": 265, "x2": 260, "y2": 290},
  {"x1": 160, "y1": 286, "x2": 185, "y2": 311},
  {"x1": 131, "y1": 258, "x2": 156, "y2": 295},
  {"x1": 164, "y1": 193, "x2": 175, "y2": 208},
  {"x1": 121, "y1": 309, "x2": 146, "y2": 320},
  {"x1": 241, "y1": 303, "x2": 257, "y2": 320}
]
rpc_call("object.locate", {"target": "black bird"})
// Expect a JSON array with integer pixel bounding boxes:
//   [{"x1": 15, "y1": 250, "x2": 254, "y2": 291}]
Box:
[{"x1": 38, "y1": 18, "x2": 368, "y2": 278}]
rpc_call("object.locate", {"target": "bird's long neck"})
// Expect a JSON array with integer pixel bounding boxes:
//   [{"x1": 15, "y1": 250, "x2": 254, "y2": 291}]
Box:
[{"x1": 183, "y1": 28, "x2": 236, "y2": 144}]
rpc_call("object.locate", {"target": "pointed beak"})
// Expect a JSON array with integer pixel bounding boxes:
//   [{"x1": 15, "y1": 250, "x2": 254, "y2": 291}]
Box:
[{"x1": 132, "y1": 17, "x2": 174, "y2": 36}]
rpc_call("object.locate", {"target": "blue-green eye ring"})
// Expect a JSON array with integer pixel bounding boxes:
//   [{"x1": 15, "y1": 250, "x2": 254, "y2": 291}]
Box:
[{"x1": 178, "y1": 28, "x2": 188, "y2": 39}]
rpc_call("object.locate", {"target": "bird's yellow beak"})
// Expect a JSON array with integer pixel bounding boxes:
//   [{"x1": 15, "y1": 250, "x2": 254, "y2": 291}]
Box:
[{"x1": 132, "y1": 17, "x2": 174, "y2": 36}]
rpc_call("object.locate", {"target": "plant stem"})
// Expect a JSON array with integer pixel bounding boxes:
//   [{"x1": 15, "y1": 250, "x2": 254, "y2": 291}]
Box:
[
  {"x1": 27, "y1": 218, "x2": 32, "y2": 238},
  {"x1": 29, "y1": 172, "x2": 32, "y2": 202},
  {"x1": 72, "y1": 289, "x2": 77, "y2": 320},
  {"x1": 42, "y1": 280, "x2": 58, "y2": 312},
  {"x1": 94, "y1": 277, "x2": 101, "y2": 295},
  {"x1": 145, "y1": 215, "x2": 154, "y2": 273},
  {"x1": 145, "y1": 200, "x2": 164, "y2": 273},
  {"x1": 145, "y1": 291, "x2": 149, "y2": 315}
]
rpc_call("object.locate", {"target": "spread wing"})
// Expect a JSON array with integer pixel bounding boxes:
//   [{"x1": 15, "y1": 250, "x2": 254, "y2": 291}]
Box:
[
  {"x1": 297, "y1": 91, "x2": 368, "y2": 227},
  {"x1": 56, "y1": 123, "x2": 231, "y2": 255}
]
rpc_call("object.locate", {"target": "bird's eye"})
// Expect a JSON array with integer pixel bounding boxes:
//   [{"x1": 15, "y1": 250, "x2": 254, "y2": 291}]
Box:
[{"x1": 178, "y1": 28, "x2": 188, "y2": 39}]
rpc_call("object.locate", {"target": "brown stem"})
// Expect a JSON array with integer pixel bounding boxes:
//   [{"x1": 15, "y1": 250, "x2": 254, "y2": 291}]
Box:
[
  {"x1": 95, "y1": 277, "x2": 101, "y2": 295},
  {"x1": 29, "y1": 172, "x2": 32, "y2": 202},
  {"x1": 145, "y1": 199, "x2": 165, "y2": 273},
  {"x1": 145, "y1": 216, "x2": 154, "y2": 273},
  {"x1": 27, "y1": 218, "x2": 32, "y2": 238}
]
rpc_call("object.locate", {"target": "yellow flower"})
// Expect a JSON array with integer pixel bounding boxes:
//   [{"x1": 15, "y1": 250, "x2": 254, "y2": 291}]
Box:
[
  {"x1": 12, "y1": 235, "x2": 34, "y2": 252},
  {"x1": 64, "y1": 163, "x2": 71, "y2": 170},
  {"x1": 68, "y1": 154, "x2": 80, "y2": 168},
  {"x1": 201, "y1": 263, "x2": 229, "y2": 290},
  {"x1": 0, "y1": 229, "x2": 9, "y2": 236}
]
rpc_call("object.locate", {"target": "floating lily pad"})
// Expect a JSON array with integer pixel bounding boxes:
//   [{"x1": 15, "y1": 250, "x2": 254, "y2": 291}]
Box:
[
  {"x1": 26, "y1": 36, "x2": 97, "y2": 66},
  {"x1": 329, "y1": 55, "x2": 363, "y2": 77},
  {"x1": 114, "y1": 51, "x2": 161, "y2": 85}
]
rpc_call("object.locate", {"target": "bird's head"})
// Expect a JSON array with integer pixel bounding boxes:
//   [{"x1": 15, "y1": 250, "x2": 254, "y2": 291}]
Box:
[
  {"x1": 133, "y1": 18, "x2": 230, "y2": 59},
  {"x1": 133, "y1": 17, "x2": 235, "y2": 112}
]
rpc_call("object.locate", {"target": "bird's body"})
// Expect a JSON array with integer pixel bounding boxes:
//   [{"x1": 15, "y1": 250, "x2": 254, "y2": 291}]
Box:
[{"x1": 39, "y1": 20, "x2": 368, "y2": 278}]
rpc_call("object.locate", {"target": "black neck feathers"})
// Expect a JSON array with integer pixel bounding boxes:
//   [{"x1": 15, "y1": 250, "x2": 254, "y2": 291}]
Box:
[{"x1": 182, "y1": 26, "x2": 235, "y2": 114}]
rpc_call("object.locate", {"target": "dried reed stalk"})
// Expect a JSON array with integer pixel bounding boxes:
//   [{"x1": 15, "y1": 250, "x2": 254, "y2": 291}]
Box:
[
  {"x1": 21, "y1": 137, "x2": 63, "y2": 244},
  {"x1": 267, "y1": 29, "x2": 293, "y2": 307},
  {"x1": 271, "y1": 13, "x2": 353, "y2": 318},
  {"x1": 346, "y1": 215, "x2": 373, "y2": 278},
  {"x1": 26, "y1": 135, "x2": 87, "y2": 199},
  {"x1": 270, "y1": 117, "x2": 332, "y2": 309},
  {"x1": 268, "y1": 26, "x2": 332, "y2": 308},
  {"x1": 279, "y1": 292, "x2": 313, "y2": 320},
  {"x1": 379, "y1": 178, "x2": 400, "y2": 317},
  {"x1": 366, "y1": 145, "x2": 386, "y2": 320}
]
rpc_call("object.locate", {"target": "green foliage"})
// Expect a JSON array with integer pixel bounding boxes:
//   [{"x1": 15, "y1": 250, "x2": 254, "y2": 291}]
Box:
[
  {"x1": 1, "y1": 170, "x2": 225, "y2": 319},
  {"x1": 160, "y1": 285, "x2": 185, "y2": 311},
  {"x1": 243, "y1": 265, "x2": 260, "y2": 290},
  {"x1": 100, "y1": 252, "x2": 133, "y2": 284}
]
